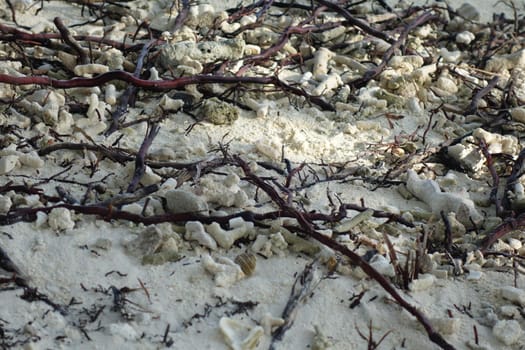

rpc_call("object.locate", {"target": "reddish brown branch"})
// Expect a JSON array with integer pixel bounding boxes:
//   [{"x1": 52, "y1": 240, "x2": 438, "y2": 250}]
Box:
[{"x1": 0, "y1": 72, "x2": 334, "y2": 110}]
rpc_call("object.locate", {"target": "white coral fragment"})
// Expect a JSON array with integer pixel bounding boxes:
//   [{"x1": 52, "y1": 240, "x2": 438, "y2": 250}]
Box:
[
  {"x1": 206, "y1": 218, "x2": 254, "y2": 249},
  {"x1": 219, "y1": 317, "x2": 264, "y2": 350},
  {"x1": 159, "y1": 94, "x2": 185, "y2": 111},
  {"x1": 185, "y1": 221, "x2": 217, "y2": 250},
  {"x1": 486, "y1": 49, "x2": 525, "y2": 72},
  {"x1": 105, "y1": 84, "x2": 117, "y2": 105},
  {"x1": 0, "y1": 195, "x2": 12, "y2": 214},
  {"x1": 493, "y1": 320, "x2": 522, "y2": 346},
  {"x1": 201, "y1": 254, "x2": 244, "y2": 287},
  {"x1": 260, "y1": 313, "x2": 285, "y2": 335},
  {"x1": 200, "y1": 173, "x2": 251, "y2": 208},
  {"x1": 473, "y1": 128, "x2": 518, "y2": 154},
  {"x1": 47, "y1": 208, "x2": 75, "y2": 231},
  {"x1": 73, "y1": 63, "x2": 109, "y2": 77},
  {"x1": 311, "y1": 48, "x2": 335, "y2": 79},
  {"x1": 312, "y1": 73, "x2": 343, "y2": 96},
  {"x1": 406, "y1": 169, "x2": 483, "y2": 227},
  {"x1": 0, "y1": 155, "x2": 19, "y2": 174},
  {"x1": 159, "y1": 38, "x2": 245, "y2": 69}
]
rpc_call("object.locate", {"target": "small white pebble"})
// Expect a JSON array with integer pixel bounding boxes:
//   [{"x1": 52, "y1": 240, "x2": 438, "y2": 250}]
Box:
[
  {"x1": 510, "y1": 107, "x2": 525, "y2": 123},
  {"x1": 456, "y1": 31, "x2": 475, "y2": 45}
]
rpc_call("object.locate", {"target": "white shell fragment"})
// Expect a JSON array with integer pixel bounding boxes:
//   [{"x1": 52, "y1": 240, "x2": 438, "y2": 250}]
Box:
[
  {"x1": 105, "y1": 84, "x2": 117, "y2": 105},
  {"x1": 159, "y1": 94, "x2": 185, "y2": 111},
  {"x1": 47, "y1": 208, "x2": 75, "y2": 231},
  {"x1": 456, "y1": 31, "x2": 475, "y2": 45},
  {"x1": 201, "y1": 253, "x2": 245, "y2": 287},
  {"x1": 406, "y1": 169, "x2": 483, "y2": 228},
  {"x1": 510, "y1": 107, "x2": 525, "y2": 123},
  {"x1": 473, "y1": 128, "x2": 519, "y2": 154},
  {"x1": 140, "y1": 166, "x2": 162, "y2": 186},
  {"x1": 219, "y1": 317, "x2": 264, "y2": 350},
  {"x1": 18, "y1": 152, "x2": 44, "y2": 169}
]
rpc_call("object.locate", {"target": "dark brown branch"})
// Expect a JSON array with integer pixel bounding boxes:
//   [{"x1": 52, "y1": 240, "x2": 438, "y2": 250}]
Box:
[
  {"x1": 106, "y1": 39, "x2": 156, "y2": 134},
  {"x1": 464, "y1": 76, "x2": 500, "y2": 115},
  {"x1": 54, "y1": 17, "x2": 89, "y2": 65},
  {"x1": 315, "y1": 0, "x2": 394, "y2": 44},
  {"x1": 480, "y1": 214, "x2": 525, "y2": 252},
  {"x1": 127, "y1": 123, "x2": 160, "y2": 193},
  {"x1": 503, "y1": 147, "x2": 525, "y2": 211},
  {"x1": 172, "y1": 0, "x2": 190, "y2": 31},
  {"x1": 351, "y1": 11, "x2": 436, "y2": 89},
  {"x1": 0, "y1": 23, "x2": 148, "y2": 52},
  {"x1": 478, "y1": 139, "x2": 503, "y2": 217},
  {"x1": 38, "y1": 142, "x2": 230, "y2": 170}
]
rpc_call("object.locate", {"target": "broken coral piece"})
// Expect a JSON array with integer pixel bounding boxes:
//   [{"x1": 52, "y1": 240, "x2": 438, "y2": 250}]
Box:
[
  {"x1": 219, "y1": 316, "x2": 264, "y2": 350},
  {"x1": 201, "y1": 253, "x2": 245, "y2": 287},
  {"x1": 405, "y1": 169, "x2": 483, "y2": 228}
]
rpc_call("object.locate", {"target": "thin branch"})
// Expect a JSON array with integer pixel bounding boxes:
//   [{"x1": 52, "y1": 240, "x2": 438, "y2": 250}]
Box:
[
  {"x1": 234, "y1": 155, "x2": 455, "y2": 350},
  {"x1": 464, "y1": 76, "x2": 500, "y2": 115},
  {"x1": 350, "y1": 11, "x2": 436, "y2": 88},
  {"x1": 0, "y1": 72, "x2": 334, "y2": 111},
  {"x1": 127, "y1": 123, "x2": 160, "y2": 193},
  {"x1": 54, "y1": 17, "x2": 89, "y2": 64}
]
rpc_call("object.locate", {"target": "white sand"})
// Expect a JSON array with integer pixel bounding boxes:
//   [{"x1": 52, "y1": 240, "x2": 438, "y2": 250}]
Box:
[{"x1": 0, "y1": 1, "x2": 524, "y2": 350}]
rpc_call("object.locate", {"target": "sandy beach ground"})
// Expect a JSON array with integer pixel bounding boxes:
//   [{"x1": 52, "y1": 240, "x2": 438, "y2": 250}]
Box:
[{"x1": 0, "y1": 1, "x2": 525, "y2": 349}]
